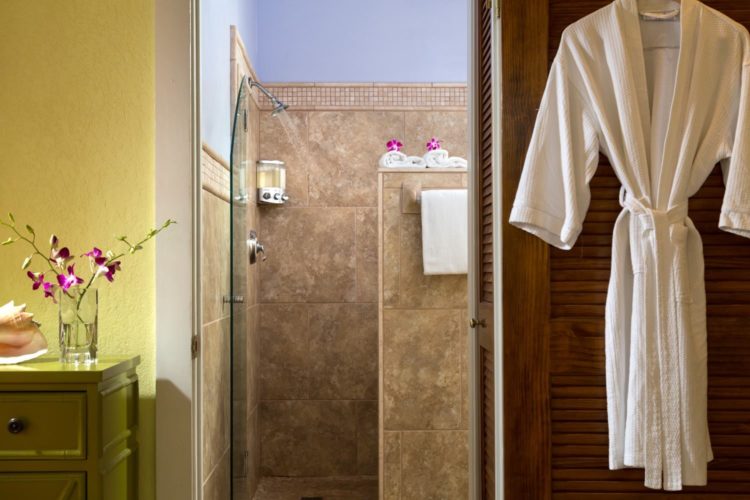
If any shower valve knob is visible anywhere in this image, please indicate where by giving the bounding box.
[248,230,267,265]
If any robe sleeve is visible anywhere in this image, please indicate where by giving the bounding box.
[509,42,599,250]
[720,56,750,238]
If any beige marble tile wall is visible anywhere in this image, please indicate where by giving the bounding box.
[200,146,232,500]
[379,170,470,500]
[257,106,468,483]
[200,93,262,500]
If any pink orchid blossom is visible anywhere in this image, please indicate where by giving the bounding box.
[43,282,57,302]
[96,260,121,282]
[84,247,107,266]
[27,271,45,291]
[28,271,57,301]
[426,137,442,151]
[50,246,72,268]
[57,265,84,291]
[386,139,403,152]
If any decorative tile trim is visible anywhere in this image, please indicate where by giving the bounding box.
[256,83,467,111]
[201,143,230,202]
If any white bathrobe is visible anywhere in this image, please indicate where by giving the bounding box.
[510,0,750,491]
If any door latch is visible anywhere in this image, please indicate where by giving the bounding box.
[470,318,487,328]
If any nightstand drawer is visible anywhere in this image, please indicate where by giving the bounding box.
[0,472,85,499]
[0,392,86,459]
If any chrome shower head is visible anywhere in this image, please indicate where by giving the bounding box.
[249,79,289,116]
[271,100,289,116]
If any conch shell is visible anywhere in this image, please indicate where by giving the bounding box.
[0,301,48,364]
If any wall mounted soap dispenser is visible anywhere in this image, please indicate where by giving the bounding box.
[257,160,288,204]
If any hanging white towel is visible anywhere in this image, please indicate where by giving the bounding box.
[421,189,468,275]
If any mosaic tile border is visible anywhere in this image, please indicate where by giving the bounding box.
[201,143,230,202]
[257,83,467,111]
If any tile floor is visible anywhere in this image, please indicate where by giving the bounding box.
[250,477,377,500]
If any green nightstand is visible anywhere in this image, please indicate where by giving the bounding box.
[0,356,140,500]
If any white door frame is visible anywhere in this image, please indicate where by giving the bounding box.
[491,1,504,497]
[154,0,201,498]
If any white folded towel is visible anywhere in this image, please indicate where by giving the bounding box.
[421,189,468,275]
[423,149,468,168]
[379,151,427,168]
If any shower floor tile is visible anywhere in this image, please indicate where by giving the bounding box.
[250,477,377,500]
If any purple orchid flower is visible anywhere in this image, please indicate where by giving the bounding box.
[387,139,403,152]
[426,137,442,152]
[43,282,57,302]
[57,265,84,291]
[27,271,45,290]
[84,247,108,266]
[28,271,57,301]
[101,261,121,282]
[50,246,72,268]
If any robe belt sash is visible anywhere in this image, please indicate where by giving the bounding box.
[619,186,689,489]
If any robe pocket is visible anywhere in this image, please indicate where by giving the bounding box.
[670,224,692,304]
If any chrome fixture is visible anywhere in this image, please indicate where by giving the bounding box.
[247,79,289,116]
[247,230,266,265]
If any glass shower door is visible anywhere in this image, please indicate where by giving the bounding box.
[230,77,249,498]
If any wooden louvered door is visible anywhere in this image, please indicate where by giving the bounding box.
[503,0,750,498]
[473,0,496,498]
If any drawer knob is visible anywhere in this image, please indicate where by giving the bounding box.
[7,418,24,434]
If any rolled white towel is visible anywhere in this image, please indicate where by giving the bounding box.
[379,151,427,168]
[423,149,468,168]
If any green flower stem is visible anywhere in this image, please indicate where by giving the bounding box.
[74,219,176,311]
[0,221,85,323]
[0,221,61,280]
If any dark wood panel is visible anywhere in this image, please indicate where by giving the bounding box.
[501,0,551,498]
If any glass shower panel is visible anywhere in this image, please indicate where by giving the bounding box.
[230,77,249,498]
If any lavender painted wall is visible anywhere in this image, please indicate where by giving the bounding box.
[201,0,258,159]
[256,0,468,83]
[201,0,469,157]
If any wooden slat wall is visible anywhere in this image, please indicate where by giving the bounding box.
[476,1,496,498]
[479,0,494,305]
[481,348,496,500]
[547,1,750,497]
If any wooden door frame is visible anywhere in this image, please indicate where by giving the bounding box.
[500,0,552,498]
[468,0,481,498]
[469,0,503,497]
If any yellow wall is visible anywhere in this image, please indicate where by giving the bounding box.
[0,2,156,498]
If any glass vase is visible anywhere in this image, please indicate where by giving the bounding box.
[59,288,98,364]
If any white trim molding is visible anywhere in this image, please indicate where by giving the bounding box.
[155,0,199,498]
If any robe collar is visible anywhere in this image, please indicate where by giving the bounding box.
[614,0,699,208]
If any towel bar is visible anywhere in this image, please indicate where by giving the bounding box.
[400,182,466,214]
[401,181,422,214]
